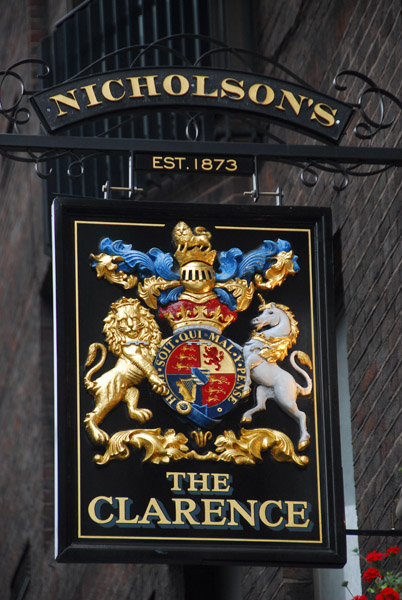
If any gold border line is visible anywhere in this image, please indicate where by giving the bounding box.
[215,226,307,233]
[307,229,322,544]
[74,220,166,227]
[80,534,323,543]
[74,220,322,545]
[74,221,82,538]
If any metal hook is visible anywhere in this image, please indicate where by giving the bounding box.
[101,154,143,199]
[243,156,283,204]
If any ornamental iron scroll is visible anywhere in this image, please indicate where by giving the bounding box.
[0,59,49,130]
[333,70,402,141]
[0,35,400,192]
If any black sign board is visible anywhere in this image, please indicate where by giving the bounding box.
[53,197,345,565]
[134,153,254,175]
[32,67,353,142]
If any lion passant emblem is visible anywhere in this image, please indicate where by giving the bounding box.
[85,221,312,467]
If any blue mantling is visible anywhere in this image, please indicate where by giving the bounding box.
[93,236,299,309]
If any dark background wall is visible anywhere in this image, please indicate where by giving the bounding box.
[0,1,400,599]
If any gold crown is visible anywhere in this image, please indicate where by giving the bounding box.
[159,300,237,333]
[173,221,216,267]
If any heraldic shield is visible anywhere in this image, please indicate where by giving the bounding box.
[155,327,245,427]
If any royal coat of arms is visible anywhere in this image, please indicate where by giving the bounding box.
[83,219,313,468]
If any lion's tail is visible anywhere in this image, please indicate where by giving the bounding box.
[84,343,107,391]
[290,350,313,397]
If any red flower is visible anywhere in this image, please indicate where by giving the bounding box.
[385,546,400,557]
[363,568,383,583]
[366,550,385,562]
[352,595,368,600]
[375,587,400,600]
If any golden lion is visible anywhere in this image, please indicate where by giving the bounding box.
[173,221,212,252]
[84,297,167,446]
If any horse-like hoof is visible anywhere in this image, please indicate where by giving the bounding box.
[241,389,251,399]
[240,415,252,423]
[298,439,310,452]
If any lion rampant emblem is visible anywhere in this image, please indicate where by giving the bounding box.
[84,297,167,446]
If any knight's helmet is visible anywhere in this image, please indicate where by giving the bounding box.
[173,222,217,294]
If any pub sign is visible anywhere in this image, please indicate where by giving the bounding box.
[53,198,345,565]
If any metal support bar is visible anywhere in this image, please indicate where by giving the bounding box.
[102,153,143,199]
[346,529,402,537]
[243,156,283,203]
[0,135,401,165]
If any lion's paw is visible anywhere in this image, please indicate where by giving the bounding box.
[128,408,153,423]
[85,419,110,446]
[152,383,168,396]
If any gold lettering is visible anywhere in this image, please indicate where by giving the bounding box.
[208,332,220,343]
[175,157,186,168]
[102,79,125,102]
[202,499,226,526]
[285,501,310,528]
[80,83,102,107]
[220,78,245,100]
[248,83,275,106]
[163,156,176,169]
[138,498,172,525]
[210,473,231,492]
[275,89,308,115]
[166,472,187,492]
[165,393,176,405]
[116,497,139,524]
[171,498,200,525]
[152,156,163,169]
[163,74,190,96]
[88,496,114,524]
[187,472,210,492]
[311,102,337,127]
[49,89,80,117]
[126,75,160,98]
[259,500,284,528]
[192,75,218,98]
[227,500,258,527]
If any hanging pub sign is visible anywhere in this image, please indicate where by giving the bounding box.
[32,67,353,142]
[53,197,345,565]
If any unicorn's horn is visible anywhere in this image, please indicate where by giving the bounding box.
[257,293,270,311]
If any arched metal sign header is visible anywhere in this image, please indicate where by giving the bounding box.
[31,67,353,143]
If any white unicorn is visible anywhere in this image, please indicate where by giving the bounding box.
[241,297,312,451]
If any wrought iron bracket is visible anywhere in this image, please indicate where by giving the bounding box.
[0,45,401,191]
[0,134,400,163]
